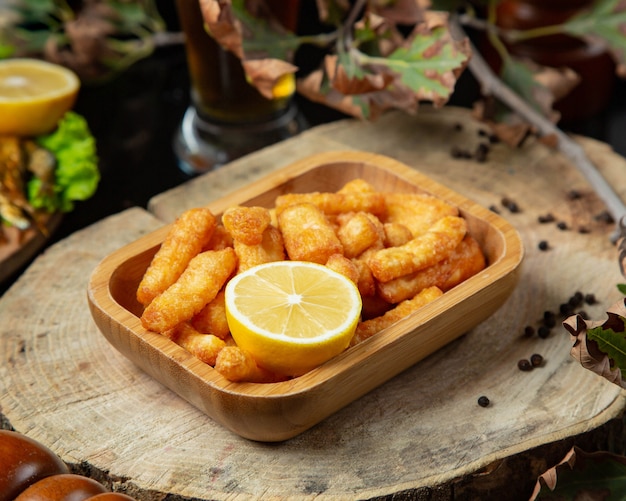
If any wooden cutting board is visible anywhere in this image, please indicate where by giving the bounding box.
[2,106,626,500]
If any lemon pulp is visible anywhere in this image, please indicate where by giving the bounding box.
[0,58,80,136]
[225,261,362,377]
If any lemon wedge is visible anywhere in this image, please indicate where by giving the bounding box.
[225,261,362,377]
[0,58,80,136]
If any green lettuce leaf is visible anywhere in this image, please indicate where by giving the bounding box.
[29,111,99,213]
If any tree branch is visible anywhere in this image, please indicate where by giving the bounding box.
[450,15,626,241]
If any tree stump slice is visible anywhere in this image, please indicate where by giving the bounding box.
[2,107,626,500]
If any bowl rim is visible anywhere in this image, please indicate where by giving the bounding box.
[88,150,524,400]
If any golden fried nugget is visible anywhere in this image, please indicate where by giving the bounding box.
[383,193,458,237]
[368,215,467,282]
[383,222,413,247]
[337,178,376,193]
[141,248,237,333]
[351,255,377,297]
[234,225,285,273]
[190,290,230,339]
[325,253,359,285]
[137,207,217,306]
[222,206,271,245]
[350,286,443,346]
[168,323,226,366]
[336,211,384,258]
[377,235,486,303]
[215,346,286,383]
[278,203,343,264]
[202,224,233,251]
[275,191,386,216]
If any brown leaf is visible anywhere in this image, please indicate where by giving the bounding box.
[325,54,394,95]
[563,298,626,389]
[242,58,298,99]
[529,446,626,500]
[199,0,244,58]
[529,60,581,122]
[370,0,431,25]
[297,69,366,119]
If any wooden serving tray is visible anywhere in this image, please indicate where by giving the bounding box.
[87,151,523,442]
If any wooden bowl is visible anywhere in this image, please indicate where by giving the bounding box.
[87,151,524,442]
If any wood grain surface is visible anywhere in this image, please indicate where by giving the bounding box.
[2,107,626,500]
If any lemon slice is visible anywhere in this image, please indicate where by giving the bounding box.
[225,261,362,377]
[0,58,80,136]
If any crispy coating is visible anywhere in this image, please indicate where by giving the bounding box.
[215,346,286,383]
[168,323,226,365]
[203,224,234,251]
[382,193,458,237]
[336,211,384,258]
[190,290,230,339]
[325,253,360,285]
[137,207,217,306]
[141,248,237,333]
[337,178,376,194]
[368,215,467,282]
[278,202,343,264]
[234,225,285,273]
[351,254,377,297]
[222,206,271,245]
[350,286,443,346]
[383,222,413,247]
[274,191,386,216]
[377,235,486,303]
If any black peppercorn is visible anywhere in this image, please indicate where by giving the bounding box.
[584,293,597,305]
[477,396,490,407]
[543,311,556,328]
[518,359,533,371]
[523,325,535,337]
[538,213,555,224]
[530,354,544,367]
[537,326,551,338]
[557,221,568,230]
[538,240,549,251]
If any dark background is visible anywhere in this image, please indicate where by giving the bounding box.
[3,2,626,290]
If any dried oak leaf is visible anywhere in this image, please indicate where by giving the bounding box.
[530,446,626,500]
[43,2,118,81]
[199,0,299,99]
[370,0,431,25]
[563,298,626,389]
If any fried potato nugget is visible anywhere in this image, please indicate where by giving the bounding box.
[203,224,233,251]
[278,202,343,264]
[368,215,467,282]
[215,346,286,383]
[141,248,237,333]
[190,290,230,339]
[168,323,226,366]
[325,253,360,285]
[377,235,486,303]
[336,211,384,258]
[222,206,272,245]
[338,178,376,194]
[234,225,285,273]
[383,222,413,247]
[137,207,217,306]
[383,193,458,237]
[274,190,386,216]
[350,286,443,346]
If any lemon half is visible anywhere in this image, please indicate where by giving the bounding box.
[225,261,362,377]
[0,58,80,136]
